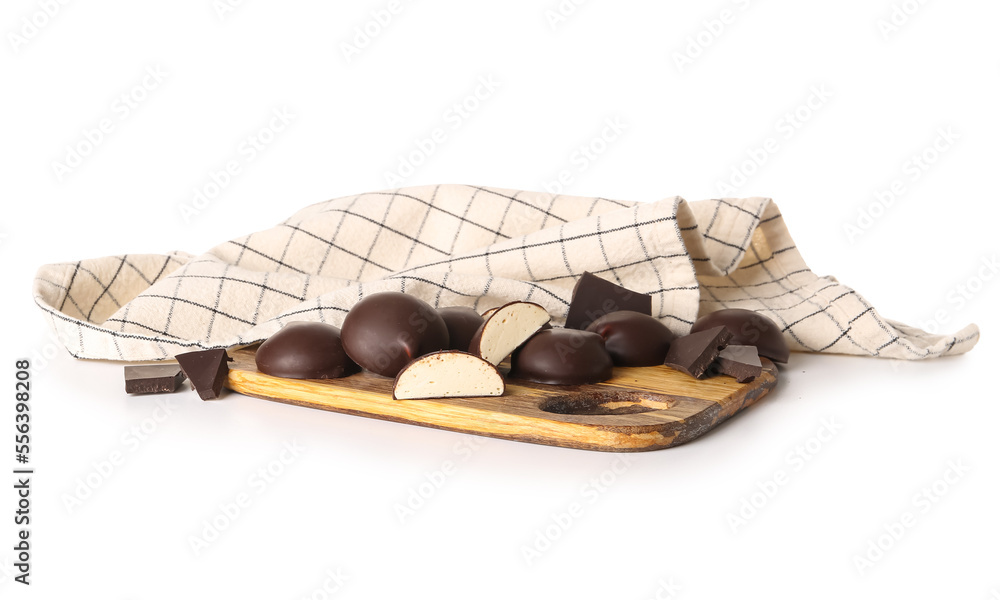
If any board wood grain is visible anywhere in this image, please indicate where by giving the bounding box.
[225,346,778,452]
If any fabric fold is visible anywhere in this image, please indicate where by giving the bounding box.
[32,184,978,361]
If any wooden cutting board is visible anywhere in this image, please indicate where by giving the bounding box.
[225,346,778,452]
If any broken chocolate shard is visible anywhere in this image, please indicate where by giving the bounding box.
[663,326,732,379]
[564,272,652,331]
[175,348,231,400]
[124,364,186,395]
[691,308,789,363]
[713,344,762,383]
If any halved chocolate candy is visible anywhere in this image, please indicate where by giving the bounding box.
[175,348,232,400]
[691,308,789,363]
[585,310,675,366]
[392,351,505,400]
[255,322,359,379]
[565,272,652,330]
[662,326,732,379]
[469,301,551,365]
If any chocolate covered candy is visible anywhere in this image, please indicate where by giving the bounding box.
[662,326,732,379]
[565,272,652,330]
[585,310,676,366]
[341,292,450,377]
[438,307,486,352]
[509,328,614,385]
[392,351,505,400]
[691,308,789,363]
[256,322,359,379]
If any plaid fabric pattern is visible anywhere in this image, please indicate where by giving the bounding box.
[32,184,979,361]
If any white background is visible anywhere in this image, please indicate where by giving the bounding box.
[2,0,998,598]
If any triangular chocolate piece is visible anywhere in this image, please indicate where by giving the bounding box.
[175,348,231,400]
[565,272,652,330]
[663,326,732,379]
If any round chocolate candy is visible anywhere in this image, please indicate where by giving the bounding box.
[255,322,360,379]
[585,310,676,366]
[690,308,789,363]
[341,292,450,377]
[509,328,614,385]
[437,307,485,352]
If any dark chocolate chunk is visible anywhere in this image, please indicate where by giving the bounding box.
[585,310,676,366]
[124,364,186,395]
[564,272,652,330]
[175,348,231,400]
[691,308,789,363]
[663,326,732,379]
[509,328,614,385]
[713,344,762,383]
[255,322,359,379]
[341,292,450,378]
[437,307,486,352]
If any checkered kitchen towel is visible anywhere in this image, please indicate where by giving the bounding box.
[32,184,979,361]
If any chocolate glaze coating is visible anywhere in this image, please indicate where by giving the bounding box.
[256,322,360,379]
[341,292,450,377]
[690,308,789,363]
[438,307,485,352]
[509,328,614,385]
[585,310,676,366]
